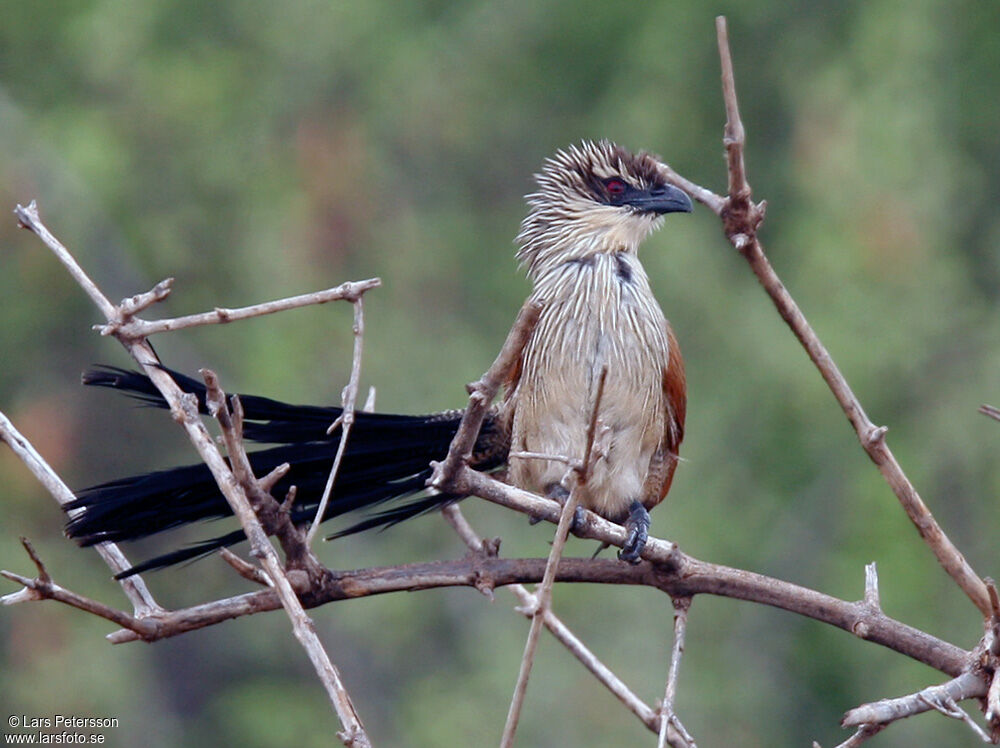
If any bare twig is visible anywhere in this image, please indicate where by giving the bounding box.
[219,549,273,587]
[978,404,1000,423]
[863,563,881,611]
[507,450,576,466]
[15,201,118,319]
[115,278,175,319]
[2,538,159,638]
[203,371,319,574]
[441,505,663,731]
[500,369,607,747]
[362,386,377,413]
[658,597,695,748]
[97,279,381,338]
[0,410,161,616]
[430,299,543,492]
[842,670,987,728]
[716,17,750,206]
[201,372,369,745]
[308,295,367,546]
[15,201,371,748]
[658,18,994,618]
[923,695,993,742]
[825,724,886,748]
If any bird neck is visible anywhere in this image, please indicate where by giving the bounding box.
[526,248,661,324]
[515,209,663,281]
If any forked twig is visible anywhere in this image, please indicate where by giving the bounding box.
[308,295,367,546]
[2,538,159,638]
[200,372,369,746]
[658,597,695,748]
[97,279,380,338]
[441,505,662,731]
[842,670,987,729]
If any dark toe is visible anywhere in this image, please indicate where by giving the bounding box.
[618,500,649,564]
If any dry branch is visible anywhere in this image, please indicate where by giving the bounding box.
[97,278,380,338]
[441,505,666,734]
[658,597,695,748]
[5,16,998,746]
[308,294,367,546]
[429,298,543,492]
[13,200,372,748]
[69,527,965,679]
[0,410,161,616]
[1,538,159,637]
[657,19,992,619]
[842,671,989,729]
[201,372,370,747]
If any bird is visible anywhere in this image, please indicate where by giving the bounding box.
[65,140,692,577]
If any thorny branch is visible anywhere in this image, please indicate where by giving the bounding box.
[12,200,372,748]
[200,372,370,747]
[661,17,993,620]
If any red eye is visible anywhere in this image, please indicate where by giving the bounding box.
[606,179,626,196]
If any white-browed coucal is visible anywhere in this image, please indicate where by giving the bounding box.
[67,140,692,576]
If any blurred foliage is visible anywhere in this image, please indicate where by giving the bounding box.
[2,1,999,746]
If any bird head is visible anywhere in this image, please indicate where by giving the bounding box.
[516,140,692,278]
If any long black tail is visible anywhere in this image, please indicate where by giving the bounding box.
[67,367,505,576]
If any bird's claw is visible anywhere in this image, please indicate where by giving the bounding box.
[618,500,649,564]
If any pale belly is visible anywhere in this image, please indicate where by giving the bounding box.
[507,281,669,521]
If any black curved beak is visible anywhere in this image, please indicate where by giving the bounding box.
[626,183,693,215]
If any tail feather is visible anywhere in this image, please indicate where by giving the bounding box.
[72,368,506,574]
[112,488,463,579]
[83,366,442,443]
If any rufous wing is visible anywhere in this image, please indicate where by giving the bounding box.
[643,321,686,510]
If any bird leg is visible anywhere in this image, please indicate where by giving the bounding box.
[618,500,649,564]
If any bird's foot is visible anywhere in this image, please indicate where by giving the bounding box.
[618,500,649,564]
[533,483,586,534]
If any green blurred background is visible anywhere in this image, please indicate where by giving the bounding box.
[2,1,999,746]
